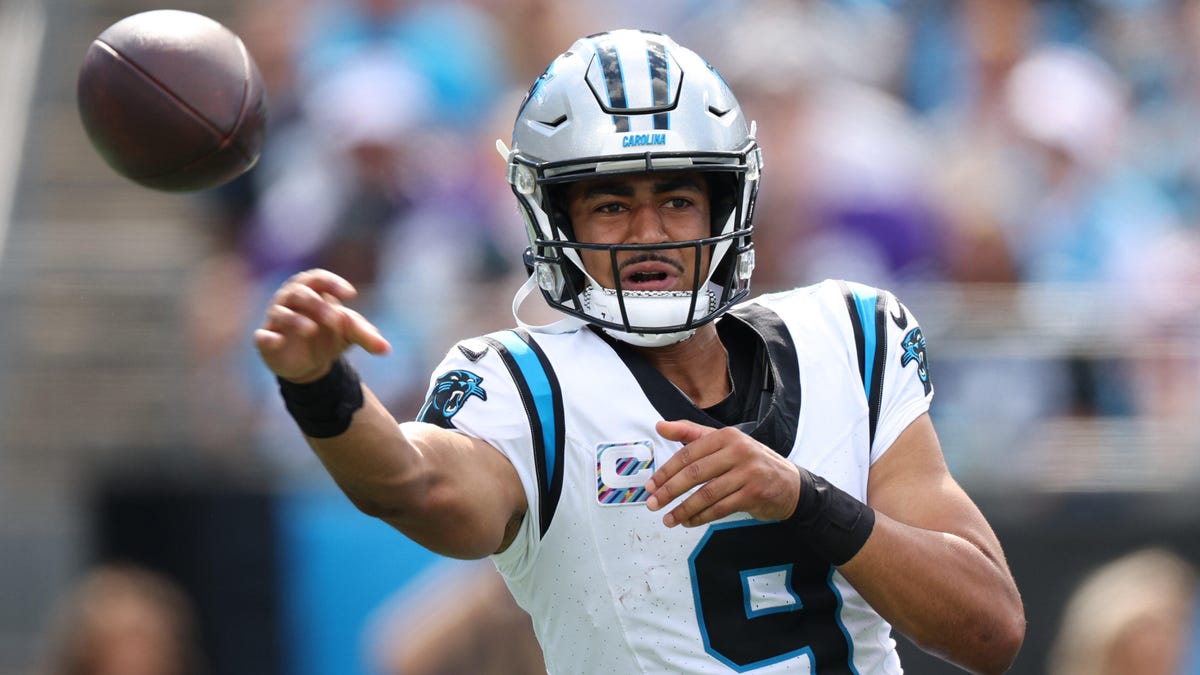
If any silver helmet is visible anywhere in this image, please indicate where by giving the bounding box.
[501,29,762,347]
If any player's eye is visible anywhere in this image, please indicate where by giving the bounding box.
[595,201,627,214]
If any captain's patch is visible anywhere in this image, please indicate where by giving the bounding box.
[417,369,487,429]
[596,440,655,505]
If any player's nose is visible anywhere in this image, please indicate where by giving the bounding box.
[626,203,670,244]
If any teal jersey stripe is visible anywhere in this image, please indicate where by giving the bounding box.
[492,330,558,487]
[846,285,879,402]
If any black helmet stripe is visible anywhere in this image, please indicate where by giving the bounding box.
[647,39,670,130]
[593,39,631,132]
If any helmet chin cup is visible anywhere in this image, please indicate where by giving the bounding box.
[601,326,697,348]
[583,284,714,347]
[582,284,715,328]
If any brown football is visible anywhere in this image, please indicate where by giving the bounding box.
[76,9,267,192]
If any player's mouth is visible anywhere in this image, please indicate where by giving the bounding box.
[618,256,685,292]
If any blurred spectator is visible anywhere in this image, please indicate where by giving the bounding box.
[364,561,544,675]
[1047,547,1199,675]
[245,50,432,287]
[705,0,924,291]
[477,0,600,84]
[904,0,1037,115]
[296,0,510,130]
[922,0,1035,285]
[1102,0,1200,227]
[1124,227,1200,422]
[1003,44,1182,417]
[1003,44,1179,287]
[784,79,947,288]
[37,564,206,675]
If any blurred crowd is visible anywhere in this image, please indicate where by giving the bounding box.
[175,0,1200,481]
[54,1,1200,674]
[36,565,206,675]
[1048,547,1200,675]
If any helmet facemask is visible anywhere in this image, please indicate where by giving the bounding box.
[503,30,762,346]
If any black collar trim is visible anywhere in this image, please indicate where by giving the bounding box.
[596,304,801,455]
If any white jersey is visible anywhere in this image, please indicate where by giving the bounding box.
[417,280,934,674]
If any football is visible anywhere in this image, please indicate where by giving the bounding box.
[76,9,268,192]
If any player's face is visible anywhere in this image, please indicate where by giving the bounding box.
[564,173,712,292]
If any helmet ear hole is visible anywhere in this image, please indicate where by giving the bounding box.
[543,186,587,302]
[545,184,576,242]
[705,173,738,237]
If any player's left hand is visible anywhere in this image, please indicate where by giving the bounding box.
[644,419,801,528]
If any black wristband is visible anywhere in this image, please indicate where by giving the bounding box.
[784,468,876,566]
[277,357,364,438]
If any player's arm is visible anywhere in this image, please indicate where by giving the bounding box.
[254,269,527,559]
[838,413,1025,674]
[304,395,527,559]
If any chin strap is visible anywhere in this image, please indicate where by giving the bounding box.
[512,275,589,335]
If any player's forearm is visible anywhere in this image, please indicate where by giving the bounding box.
[301,384,427,518]
[303,394,521,559]
[838,515,1025,674]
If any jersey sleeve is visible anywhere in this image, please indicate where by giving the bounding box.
[415,335,542,574]
[871,291,934,463]
[829,281,934,465]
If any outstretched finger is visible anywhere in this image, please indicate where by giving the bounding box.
[339,305,391,355]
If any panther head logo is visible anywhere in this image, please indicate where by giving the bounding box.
[418,369,487,429]
[900,327,932,395]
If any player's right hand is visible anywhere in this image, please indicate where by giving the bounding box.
[254,269,391,383]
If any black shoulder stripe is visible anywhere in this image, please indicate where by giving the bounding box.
[837,280,867,387]
[837,281,887,448]
[483,329,564,538]
[869,293,889,447]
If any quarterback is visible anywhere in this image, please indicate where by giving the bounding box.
[256,30,1025,674]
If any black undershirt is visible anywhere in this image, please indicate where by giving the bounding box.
[591,305,799,455]
[703,316,770,426]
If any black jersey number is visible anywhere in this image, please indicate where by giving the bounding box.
[689,519,855,673]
